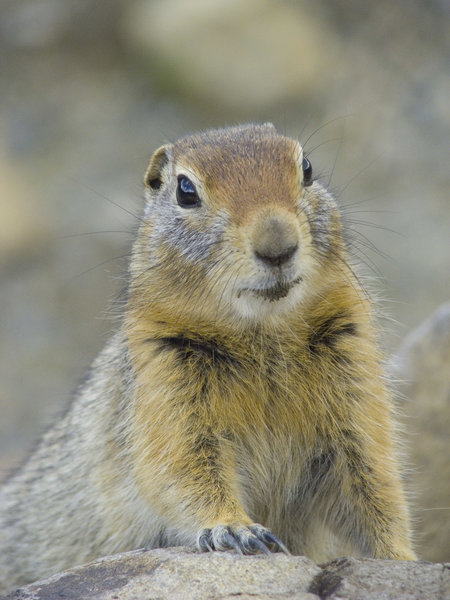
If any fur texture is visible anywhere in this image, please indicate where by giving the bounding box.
[0,124,415,592]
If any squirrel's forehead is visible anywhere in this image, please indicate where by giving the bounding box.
[172,133,302,170]
[172,135,303,208]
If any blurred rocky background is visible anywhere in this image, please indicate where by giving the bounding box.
[0,0,448,561]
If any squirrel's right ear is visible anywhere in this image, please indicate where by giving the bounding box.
[144,144,173,191]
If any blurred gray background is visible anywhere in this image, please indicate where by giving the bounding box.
[0,0,449,558]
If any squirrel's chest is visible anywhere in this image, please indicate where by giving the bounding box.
[138,330,347,447]
[231,419,319,523]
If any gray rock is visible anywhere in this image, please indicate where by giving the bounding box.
[4,548,448,600]
[309,556,448,600]
[4,547,321,600]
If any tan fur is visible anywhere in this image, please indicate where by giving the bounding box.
[0,124,415,593]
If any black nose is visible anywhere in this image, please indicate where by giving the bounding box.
[252,215,299,267]
[254,243,298,266]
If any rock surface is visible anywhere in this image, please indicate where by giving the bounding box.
[3,547,448,600]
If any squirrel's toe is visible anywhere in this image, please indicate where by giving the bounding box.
[197,523,290,556]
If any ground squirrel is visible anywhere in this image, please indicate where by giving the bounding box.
[0,124,416,592]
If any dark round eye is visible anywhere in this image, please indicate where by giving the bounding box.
[302,156,313,187]
[176,175,200,208]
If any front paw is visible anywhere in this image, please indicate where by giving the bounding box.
[197,523,290,555]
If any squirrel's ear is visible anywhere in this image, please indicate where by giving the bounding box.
[144,144,173,191]
[261,122,277,132]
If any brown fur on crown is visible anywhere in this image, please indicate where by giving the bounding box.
[0,124,415,594]
[171,124,301,219]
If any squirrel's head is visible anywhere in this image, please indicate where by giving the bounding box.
[129,124,344,329]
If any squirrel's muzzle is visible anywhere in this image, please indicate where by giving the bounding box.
[252,214,299,268]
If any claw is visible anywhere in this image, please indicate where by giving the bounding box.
[198,528,214,552]
[261,531,291,555]
[223,530,243,554]
[248,536,272,556]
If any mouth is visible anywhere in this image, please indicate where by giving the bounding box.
[238,276,302,302]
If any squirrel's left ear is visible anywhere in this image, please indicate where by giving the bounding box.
[144,144,173,191]
[261,122,277,133]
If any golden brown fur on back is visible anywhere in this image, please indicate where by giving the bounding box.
[0,124,415,593]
